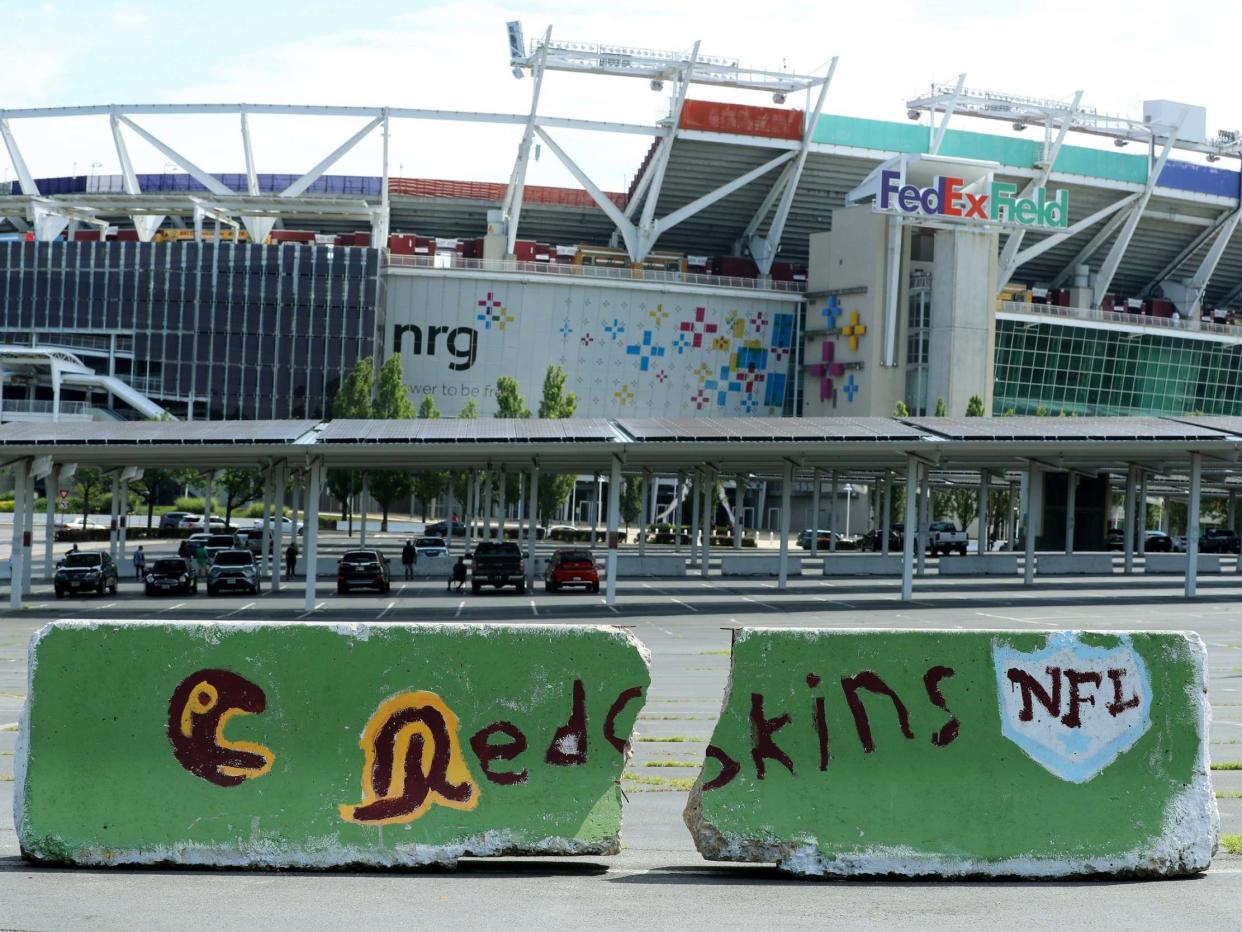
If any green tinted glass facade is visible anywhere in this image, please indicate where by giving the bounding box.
[993,319,1242,416]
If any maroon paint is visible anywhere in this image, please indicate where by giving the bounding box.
[545,678,588,766]
[1106,668,1141,717]
[1061,669,1103,728]
[351,704,474,822]
[702,743,741,791]
[748,692,793,779]
[807,673,829,771]
[603,685,644,754]
[1006,666,1062,721]
[922,665,960,747]
[840,671,914,754]
[469,721,529,785]
[167,668,269,788]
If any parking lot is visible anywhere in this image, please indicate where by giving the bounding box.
[2,546,1242,928]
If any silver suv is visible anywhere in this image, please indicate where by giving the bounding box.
[206,549,260,596]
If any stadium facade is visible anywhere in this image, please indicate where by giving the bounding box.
[1,35,1241,425]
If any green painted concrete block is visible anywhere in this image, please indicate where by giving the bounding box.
[17,621,650,867]
[684,629,1217,877]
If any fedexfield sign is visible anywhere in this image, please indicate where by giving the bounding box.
[878,169,1069,229]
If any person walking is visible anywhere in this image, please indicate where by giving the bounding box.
[449,555,467,592]
[285,542,298,578]
[401,539,417,581]
[133,545,146,580]
[194,542,209,580]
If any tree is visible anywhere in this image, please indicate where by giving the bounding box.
[495,376,531,419]
[411,394,448,523]
[934,397,947,416]
[129,468,193,530]
[947,487,978,535]
[965,394,986,417]
[620,475,643,531]
[367,355,416,531]
[220,469,264,527]
[327,358,373,522]
[893,400,910,417]
[460,399,479,418]
[447,398,479,511]
[73,467,105,523]
[536,366,578,522]
[418,395,441,419]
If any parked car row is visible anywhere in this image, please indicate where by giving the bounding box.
[1107,527,1239,553]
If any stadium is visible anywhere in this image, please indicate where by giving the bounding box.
[1,26,1241,427]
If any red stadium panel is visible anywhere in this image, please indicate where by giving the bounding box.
[678,100,804,141]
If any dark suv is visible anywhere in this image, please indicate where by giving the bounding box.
[337,550,391,594]
[1200,528,1241,554]
[145,557,198,596]
[54,551,119,598]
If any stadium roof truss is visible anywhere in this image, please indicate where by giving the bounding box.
[2,47,1242,307]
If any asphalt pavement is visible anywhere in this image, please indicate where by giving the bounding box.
[2,553,1241,929]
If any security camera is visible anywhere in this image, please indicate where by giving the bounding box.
[650,79,664,91]
[1113,137,1129,147]
[907,109,920,121]
[1012,122,1027,131]
[773,92,786,105]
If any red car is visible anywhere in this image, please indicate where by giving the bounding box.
[544,548,599,593]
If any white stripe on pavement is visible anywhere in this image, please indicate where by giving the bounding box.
[220,602,255,619]
[378,601,396,619]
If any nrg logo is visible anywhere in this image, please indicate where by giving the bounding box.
[392,323,478,371]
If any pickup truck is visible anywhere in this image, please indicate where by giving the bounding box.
[927,521,969,556]
[470,541,527,594]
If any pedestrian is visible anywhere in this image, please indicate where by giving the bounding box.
[449,555,467,592]
[285,542,298,578]
[69,543,79,555]
[133,545,146,580]
[401,539,417,581]
[195,542,209,580]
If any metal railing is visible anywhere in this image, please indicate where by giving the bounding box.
[1,399,93,416]
[383,253,805,293]
[997,301,1242,339]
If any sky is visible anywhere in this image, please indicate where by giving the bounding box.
[1,0,1238,193]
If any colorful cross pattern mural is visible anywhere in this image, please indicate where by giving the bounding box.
[476,292,514,331]
[626,330,666,371]
[821,295,844,331]
[842,310,867,351]
[678,307,718,348]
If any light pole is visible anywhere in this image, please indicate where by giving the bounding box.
[844,484,853,538]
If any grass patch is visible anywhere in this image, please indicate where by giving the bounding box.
[0,774,12,782]
[700,649,731,656]
[638,714,715,721]
[1217,791,1242,799]
[637,736,705,743]
[1211,761,1242,770]
[1223,834,1242,856]
[623,773,695,791]
[644,760,699,768]
[1213,738,1242,745]
[0,691,24,699]
[0,723,17,733]
[0,750,11,756]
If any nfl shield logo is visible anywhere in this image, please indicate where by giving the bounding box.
[993,632,1152,783]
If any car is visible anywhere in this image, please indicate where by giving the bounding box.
[927,521,969,556]
[470,541,526,593]
[179,532,213,560]
[543,524,580,541]
[337,550,391,593]
[251,515,303,535]
[860,527,901,552]
[54,551,119,597]
[56,516,105,531]
[414,536,449,559]
[797,529,835,550]
[179,514,226,531]
[206,549,260,596]
[1144,530,1173,552]
[1200,528,1241,554]
[1171,534,1189,553]
[239,528,269,555]
[204,533,244,563]
[144,557,198,595]
[159,511,194,530]
[425,520,467,538]
[544,548,599,593]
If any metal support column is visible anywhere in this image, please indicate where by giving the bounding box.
[901,457,917,601]
[733,476,743,550]
[829,471,838,553]
[917,465,929,576]
[203,470,215,533]
[118,478,129,564]
[690,472,700,564]
[881,474,892,556]
[109,473,121,561]
[303,460,322,614]
[1065,474,1077,555]
[498,470,508,541]
[700,472,712,578]
[605,457,621,606]
[810,469,821,558]
[43,463,59,580]
[526,465,539,587]
[359,477,368,547]
[445,476,456,556]
[9,459,28,609]
[1137,471,1148,556]
[1123,465,1137,574]
[1186,453,1201,598]
[273,463,286,591]
[977,470,989,555]
[778,461,792,590]
[1024,466,1037,586]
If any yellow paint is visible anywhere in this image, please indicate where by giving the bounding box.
[842,310,867,352]
[180,680,218,738]
[214,707,275,780]
[339,690,480,826]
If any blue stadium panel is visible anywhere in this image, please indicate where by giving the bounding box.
[1157,160,1241,199]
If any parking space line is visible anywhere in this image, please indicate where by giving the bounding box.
[742,596,778,611]
[640,582,666,594]
[296,602,326,619]
[529,600,538,616]
[155,602,187,614]
[220,602,255,619]
[455,601,465,617]
[378,601,396,619]
[599,598,619,614]
[670,597,699,613]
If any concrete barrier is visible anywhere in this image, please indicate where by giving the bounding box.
[936,554,1020,576]
[615,554,687,577]
[684,628,1216,877]
[1037,554,1115,575]
[720,555,801,577]
[1144,553,1222,575]
[17,620,650,868]
[821,554,904,576]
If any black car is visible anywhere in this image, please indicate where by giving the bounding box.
[860,527,901,552]
[1200,528,1241,554]
[54,551,119,598]
[1107,528,1174,552]
[159,511,193,530]
[337,550,391,594]
[426,520,467,538]
[144,557,198,595]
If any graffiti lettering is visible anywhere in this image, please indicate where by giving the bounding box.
[923,665,960,747]
[546,679,588,766]
[339,691,479,825]
[840,671,914,754]
[167,669,274,787]
[1107,668,1141,717]
[604,686,644,754]
[470,721,529,785]
[1061,669,1103,729]
[749,692,793,779]
[702,744,741,791]
[807,673,830,772]
[1007,666,1062,722]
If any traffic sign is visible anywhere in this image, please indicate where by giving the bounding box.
[58,488,69,504]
